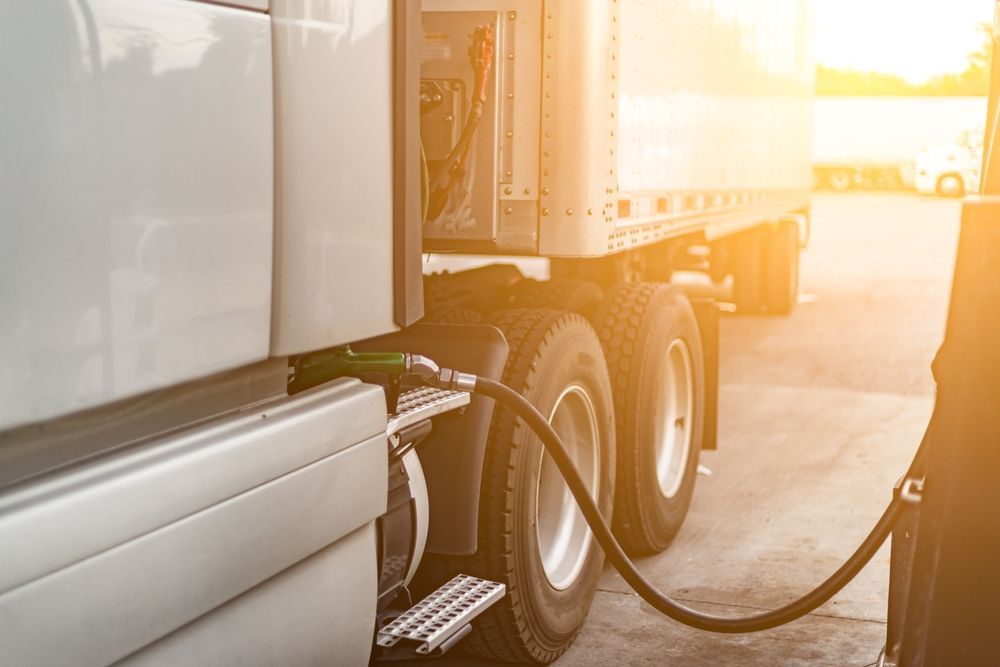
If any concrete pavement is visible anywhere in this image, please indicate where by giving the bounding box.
[423,193,961,666]
[559,193,960,666]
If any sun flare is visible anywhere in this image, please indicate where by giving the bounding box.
[816,0,993,83]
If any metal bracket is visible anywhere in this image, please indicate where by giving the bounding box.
[899,477,925,505]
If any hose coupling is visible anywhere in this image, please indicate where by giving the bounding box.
[437,367,479,392]
[406,354,477,392]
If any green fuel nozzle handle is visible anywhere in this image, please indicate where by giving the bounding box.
[291,346,408,391]
[290,346,474,398]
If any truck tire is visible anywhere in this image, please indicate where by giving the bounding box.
[467,309,616,664]
[936,173,965,198]
[424,306,484,324]
[762,220,800,315]
[509,278,605,319]
[731,226,765,313]
[593,284,705,555]
[828,169,851,192]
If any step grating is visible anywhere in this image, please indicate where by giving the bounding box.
[376,574,505,655]
[386,386,470,436]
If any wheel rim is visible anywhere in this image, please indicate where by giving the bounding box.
[655,339,695,499]
[830,171,851,191]
[535,385,600,591]
[940,176,962,196]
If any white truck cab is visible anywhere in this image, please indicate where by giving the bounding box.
[915,129,984,197]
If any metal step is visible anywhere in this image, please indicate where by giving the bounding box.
[386,386,470,436]
[376,575,505,656]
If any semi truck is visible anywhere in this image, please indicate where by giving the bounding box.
[913,127,984,197]
[0,1,812,664]
[813,96,988,191]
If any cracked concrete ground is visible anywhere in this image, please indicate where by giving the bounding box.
[431,193,961,666]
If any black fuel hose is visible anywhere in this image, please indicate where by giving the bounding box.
[472,375,923,633]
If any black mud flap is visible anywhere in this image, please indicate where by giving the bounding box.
[691,299,720,451]
[356,323,509,556]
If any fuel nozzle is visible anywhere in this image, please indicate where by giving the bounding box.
[289,346,405,408]
[292,346,408,388]
[290,347,477,411]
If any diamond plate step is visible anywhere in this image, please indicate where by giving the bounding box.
[376,575,506,655]
[386,386,470,436]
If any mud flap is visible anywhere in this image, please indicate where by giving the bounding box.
[691,299,720,451]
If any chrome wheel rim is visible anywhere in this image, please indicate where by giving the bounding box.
[535,385,600,590]
[940,175,962,196]
[655,338,694,499]
[830,171,851,191]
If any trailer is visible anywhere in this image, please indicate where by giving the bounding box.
[421,0,812,315]
[0,1,811,665]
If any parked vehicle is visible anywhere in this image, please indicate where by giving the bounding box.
[914,128,984,197]
[0,1,812,664]
[813,96,987,191]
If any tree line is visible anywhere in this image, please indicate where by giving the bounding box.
[817,23,991,97]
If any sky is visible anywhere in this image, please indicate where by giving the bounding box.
[816,0,995,82]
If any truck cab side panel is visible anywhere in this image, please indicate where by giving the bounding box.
[0,0,274,433]
[0,379,387,666]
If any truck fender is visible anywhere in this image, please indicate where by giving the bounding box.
[356,323,509,556]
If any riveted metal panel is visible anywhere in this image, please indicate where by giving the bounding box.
[538,0,813,256]
[536,0,618,256]
[421,0,542,252]
[421,0,812,258]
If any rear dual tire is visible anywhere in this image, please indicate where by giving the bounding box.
[731,221,800,315]
[429,282,710,659]
[498,281,708,559]
[936,174,965,198]
[827,169,852,191]
[508,278,605,319]
[763,220,800,315]
[464,309,616,664]
[594,283,705,554]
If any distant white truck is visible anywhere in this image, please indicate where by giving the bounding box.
[914,128,984,197]
[813,96,987,192]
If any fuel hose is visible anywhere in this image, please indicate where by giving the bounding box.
[457,371,922,633]
[300,350,924,634]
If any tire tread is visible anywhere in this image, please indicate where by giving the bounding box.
[465,308,591,664]
[593,283,703,555]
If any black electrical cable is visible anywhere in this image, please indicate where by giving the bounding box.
[473,375,925,633]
